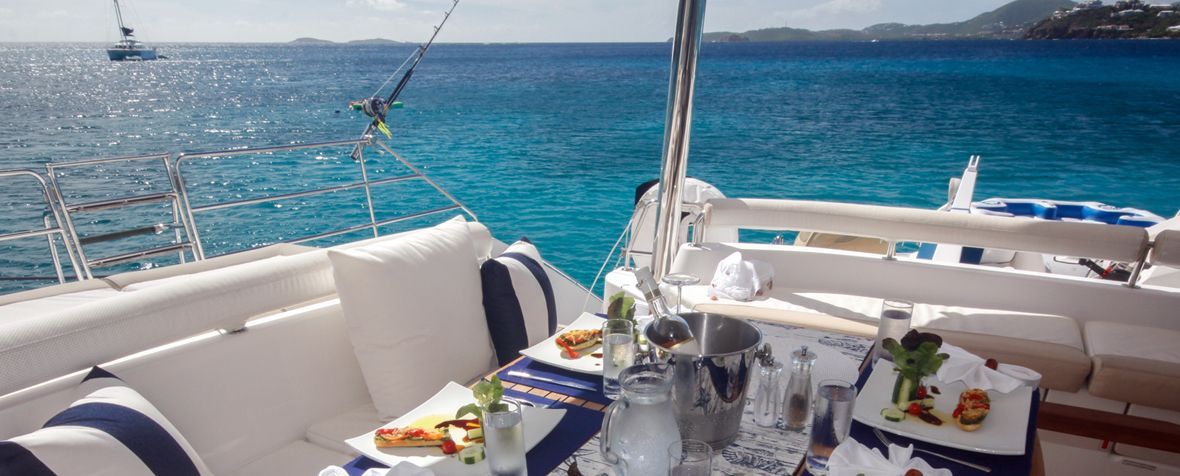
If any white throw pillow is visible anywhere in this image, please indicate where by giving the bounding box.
[328,216,497,419]
[0,367,212,476]
[480,238,557,366]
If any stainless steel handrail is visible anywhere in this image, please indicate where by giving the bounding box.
[172,136,477,255]
[46,153,193,278]
[0,169,82,283]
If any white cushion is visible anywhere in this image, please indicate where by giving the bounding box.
[0,250,336,396]
[306,403,382,456]
[231,440,350,476]
[480,239,557,365]
[329,216,496,420]
[0,367,212,476]
[0,288,121,324]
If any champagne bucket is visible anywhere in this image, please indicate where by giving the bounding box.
[646,312,769,449]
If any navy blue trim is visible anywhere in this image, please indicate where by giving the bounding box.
[83,366,120,382]
[501,252,557,336]
[44,402,200,476]
[481,258,531,366]
[0,441,55,476]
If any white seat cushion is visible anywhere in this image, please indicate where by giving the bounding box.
[305,403,382,456]
[231,440,350,476]
[0,288,121,324]
[328,216,497,420]
[1084,321,1180,410]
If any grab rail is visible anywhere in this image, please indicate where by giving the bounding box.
[0,170,82,284]
[173,136,475,257]
[2,137,478,293]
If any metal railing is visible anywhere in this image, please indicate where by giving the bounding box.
[0,170,82,284]
[1,137,476,287]
[45,153,195,279]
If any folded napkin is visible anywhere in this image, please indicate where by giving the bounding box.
[936,343,1041,393]
[319,462,435,476]
[828,437,952,476]
[707,251,774,301]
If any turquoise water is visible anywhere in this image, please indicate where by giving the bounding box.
[1,41,1179,292]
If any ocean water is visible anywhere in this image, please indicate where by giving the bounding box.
[1,41,1179,293]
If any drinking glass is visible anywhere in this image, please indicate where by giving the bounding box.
[661,273,700,312]
[874,299,913,361]
[602,319,637,400]
[484,400,526,476]
[805,379,856,476]
[667,439,712,476]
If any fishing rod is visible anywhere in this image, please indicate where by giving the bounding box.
[350,0,460,161]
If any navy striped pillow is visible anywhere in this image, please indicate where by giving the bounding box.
[0,367,211,476]
[480,238,558,366]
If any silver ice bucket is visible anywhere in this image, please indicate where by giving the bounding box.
[646,312,767,449]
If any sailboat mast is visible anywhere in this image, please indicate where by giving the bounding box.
[113,0,129,41]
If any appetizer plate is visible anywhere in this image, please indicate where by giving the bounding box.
[519,312,608,375]
[346,382,566,475]
[851,360,1033,455]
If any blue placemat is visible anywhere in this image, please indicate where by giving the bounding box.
[804,362,1039,475]
[497,357,612,406]
[340,387,603,476]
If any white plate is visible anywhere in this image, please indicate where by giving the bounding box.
[519,312,608,375]
[851,360,1032,455]
[345,382,566,475]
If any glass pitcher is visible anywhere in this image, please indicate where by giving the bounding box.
[600,363,679,476]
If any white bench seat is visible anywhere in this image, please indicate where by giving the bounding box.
[232,440,352,476]
[306,403,383,456]
[1084,321,1180,412]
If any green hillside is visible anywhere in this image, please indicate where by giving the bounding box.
[701,0,1079,42]
[1026,1,1180,39]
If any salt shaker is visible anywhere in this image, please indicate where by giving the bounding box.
[781,345,817,431]
[752,351,783,428]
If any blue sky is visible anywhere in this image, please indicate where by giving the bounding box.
[1,0,1023,43]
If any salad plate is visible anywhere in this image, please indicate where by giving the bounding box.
[852,361,1032,455]
[345,382,566,475]
[519,312,609,375]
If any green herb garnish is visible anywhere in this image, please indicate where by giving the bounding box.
[456,375,504,419]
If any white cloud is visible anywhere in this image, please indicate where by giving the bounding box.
[776,0,884,27]
[346,0,406,11]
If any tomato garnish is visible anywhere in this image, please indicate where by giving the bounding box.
[558,339,580,358]
[441,439,457,454]
[907,402,922,416]
[953,404,964,418]
[916,386,928,399]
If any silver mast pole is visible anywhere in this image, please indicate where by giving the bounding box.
[651,0,707,279]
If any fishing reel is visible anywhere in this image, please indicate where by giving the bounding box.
[348,97,403,138]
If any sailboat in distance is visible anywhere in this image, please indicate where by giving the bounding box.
[106,0,159,61]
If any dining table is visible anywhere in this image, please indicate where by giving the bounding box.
[338,317,1045,476]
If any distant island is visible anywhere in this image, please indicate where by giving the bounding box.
[698,0,1179,41]
[289,37,411,45]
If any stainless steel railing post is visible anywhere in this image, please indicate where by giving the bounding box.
[651,0,707,279]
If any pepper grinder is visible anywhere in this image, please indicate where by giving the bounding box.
[781,345,817,431]
[752,349,783,428]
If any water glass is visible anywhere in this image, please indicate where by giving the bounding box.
[874,299,913,361]
[484,400,526,476]
[805,379,856,476]
[667,439,712,476]
[602,319,637,400]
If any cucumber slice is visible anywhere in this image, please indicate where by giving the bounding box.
[920,397,936,409]
[881,407,906,422]
[466,428,483,440]
[459,445,484,464]
[893,374,915,409]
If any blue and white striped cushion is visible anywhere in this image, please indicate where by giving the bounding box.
[480,238,557,365]
[0,367,211,476]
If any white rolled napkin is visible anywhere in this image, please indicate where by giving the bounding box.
[936,343,1041,393]
[828,437,952,476]
[318,462,435,476]
[707,251,774,301]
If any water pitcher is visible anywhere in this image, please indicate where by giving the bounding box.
[600,363,680,475]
